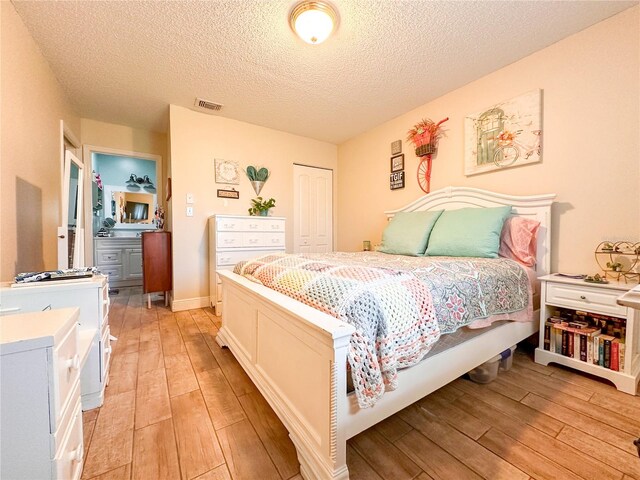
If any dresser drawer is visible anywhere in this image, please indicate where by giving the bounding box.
[53,399,83,480]
[100,326,112,383]
[52,381,80,446]
[99,265,122,282]
[52,324,80,428]
[217,218,244,231]
[546,282,626,317]
[95,250,122,265]
[242,232,285,248]
[216,250,276,267]
[243,218,285,232]
[217,232,243,248]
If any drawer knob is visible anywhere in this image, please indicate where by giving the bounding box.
[580,295,587,300]
[66,354,80,371]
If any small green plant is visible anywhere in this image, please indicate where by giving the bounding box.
[248,197,276,216]
[606,261,623,272]
[245,166,270,182]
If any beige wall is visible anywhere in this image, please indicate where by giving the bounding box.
[169,105,338,309]
[1,2,80,281]
[81,118,167,158]
[337,7,639,274]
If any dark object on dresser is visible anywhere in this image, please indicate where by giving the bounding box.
[142,231,172,309]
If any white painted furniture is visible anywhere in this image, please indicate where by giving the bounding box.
[535,274,640,394]
[216,186,555,480]
[0,275,112,410]
[1,308,84,480]
[94,237,143,287]
[208,214,286,314]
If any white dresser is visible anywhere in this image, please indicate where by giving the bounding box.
[0,275,112,410]
[1,308,84,480]
[209,214,286,314]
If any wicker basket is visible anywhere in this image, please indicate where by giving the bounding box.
[415,143,436,157]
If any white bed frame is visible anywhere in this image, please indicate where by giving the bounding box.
[216,186,556,480]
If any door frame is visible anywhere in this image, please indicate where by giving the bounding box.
[82,145,163,266]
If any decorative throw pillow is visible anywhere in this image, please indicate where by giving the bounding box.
[498,216,541,266]
[378,210,444,256]
[425,206,512,258]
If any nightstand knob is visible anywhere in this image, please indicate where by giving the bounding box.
[580,295,587,300]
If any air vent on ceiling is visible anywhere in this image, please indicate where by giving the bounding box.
[194,97,223,112]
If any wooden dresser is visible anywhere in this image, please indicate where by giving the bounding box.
[1,308,84,480]
[209,215,285,314]
[142,231,172,308]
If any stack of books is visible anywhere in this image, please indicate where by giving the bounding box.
[543,308,626,371]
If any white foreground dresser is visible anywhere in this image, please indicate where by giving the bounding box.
[209,214,286,314]
[0,275,112,409]
[1,308,84,480]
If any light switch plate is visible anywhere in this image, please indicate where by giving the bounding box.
[186,193,194,204]
[186,206,194,217]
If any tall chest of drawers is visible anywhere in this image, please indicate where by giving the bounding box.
[209,214,286,314]
[1,308,85,480]
[0,276,112,410]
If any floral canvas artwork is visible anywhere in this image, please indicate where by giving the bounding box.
[464,89,542,176]
[215,158,240,185]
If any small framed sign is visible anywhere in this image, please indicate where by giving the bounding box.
[390,154,404,173]
[390,171,405,190]
[217,188,239,199]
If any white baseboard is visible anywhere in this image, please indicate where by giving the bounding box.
[171,296,209,312]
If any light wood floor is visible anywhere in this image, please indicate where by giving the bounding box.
[82,287,640,480]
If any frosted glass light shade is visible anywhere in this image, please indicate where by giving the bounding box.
[290,1,336,45]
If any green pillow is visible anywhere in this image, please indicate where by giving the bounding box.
[378,210,444,256]
[425,206,512,258]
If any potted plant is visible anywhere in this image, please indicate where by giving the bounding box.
[606,261,623,272]
[407,117,449,156]
[601,242,614,251]
[248,197,276,216]
[245,166,270,196]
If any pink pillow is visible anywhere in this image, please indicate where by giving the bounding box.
[499,216,540,266]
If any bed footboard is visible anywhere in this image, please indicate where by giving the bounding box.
[217,271,355,480]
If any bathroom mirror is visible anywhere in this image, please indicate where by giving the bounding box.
[103,185,156,224]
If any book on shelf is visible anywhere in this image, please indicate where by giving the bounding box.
[543,307,626,372]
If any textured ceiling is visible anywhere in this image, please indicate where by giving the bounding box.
[12,0,636,144]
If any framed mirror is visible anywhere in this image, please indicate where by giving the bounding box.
[58,151,84,269]
[103,185,157,226]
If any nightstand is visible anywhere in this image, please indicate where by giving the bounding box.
[535,274,640,395]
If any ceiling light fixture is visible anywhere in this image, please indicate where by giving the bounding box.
[289,1,337,45]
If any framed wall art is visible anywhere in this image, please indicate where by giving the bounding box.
[214,158,240,185]
[464,89,542,176]
[390,154,404,173]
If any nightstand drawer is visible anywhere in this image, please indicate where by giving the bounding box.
[546,282,626,317]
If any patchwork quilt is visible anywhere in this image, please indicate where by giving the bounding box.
[234,252,530,407]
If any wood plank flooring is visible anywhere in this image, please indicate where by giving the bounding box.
[82,287,640,480]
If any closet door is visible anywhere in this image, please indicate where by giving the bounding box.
[293,164,333,253]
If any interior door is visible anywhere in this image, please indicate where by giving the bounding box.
[293,164,333,253]
[58,151,85,269]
